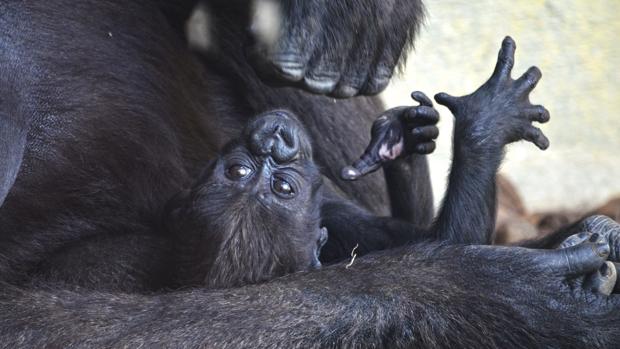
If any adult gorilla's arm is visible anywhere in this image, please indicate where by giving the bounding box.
[1,242,617,348]
[245,0,425,97]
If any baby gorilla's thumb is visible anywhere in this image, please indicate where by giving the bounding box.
[434,93,460,113]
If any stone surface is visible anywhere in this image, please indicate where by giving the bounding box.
[382,0,620,212]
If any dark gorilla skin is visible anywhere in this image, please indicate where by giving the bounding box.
[1,0,620,348]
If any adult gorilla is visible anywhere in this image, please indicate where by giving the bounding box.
[1,0,620,348]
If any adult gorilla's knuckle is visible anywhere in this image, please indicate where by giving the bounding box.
[303,73,339,94]
[271,52,307,81]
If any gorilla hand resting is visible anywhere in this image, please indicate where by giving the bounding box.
[247,0,425,97]
[166,111,327,287]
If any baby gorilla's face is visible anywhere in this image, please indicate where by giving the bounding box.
[182,111,326,288]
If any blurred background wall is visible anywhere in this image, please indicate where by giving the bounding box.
[382,0,620,212]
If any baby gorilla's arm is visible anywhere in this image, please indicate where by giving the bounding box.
[431,36,549,244]
[326,37,550,257]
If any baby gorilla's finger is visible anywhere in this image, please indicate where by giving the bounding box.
[404,106,439,125]
[534,242,609,277]
[411,91,433,107]
[340,156,382,181]
[340,132,394,181]
[515,66,542,96]
[523,105,550,123]
[412,126,439,140]
[523,126,549,150]
[583,261,617,296]
[491,36,516,82]
[415,141,436,154]
[434,93,461,113]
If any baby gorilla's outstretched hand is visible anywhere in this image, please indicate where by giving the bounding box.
[341,91,439,181]
[435,36,551,151]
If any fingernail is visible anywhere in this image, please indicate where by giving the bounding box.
[600,262,610,276]
[340,166,361,181]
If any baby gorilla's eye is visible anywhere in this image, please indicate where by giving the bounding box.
[271,176,295,198]
[226,165,252,180]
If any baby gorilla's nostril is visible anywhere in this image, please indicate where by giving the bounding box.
[246,111,308,164]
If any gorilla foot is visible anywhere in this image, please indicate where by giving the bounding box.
[562,215,620,262]
[559,216,620,294]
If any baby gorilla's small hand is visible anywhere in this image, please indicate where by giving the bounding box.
[341,91,439,180]
[435,36,551,151]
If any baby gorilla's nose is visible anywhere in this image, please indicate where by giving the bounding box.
[245,110,312,163]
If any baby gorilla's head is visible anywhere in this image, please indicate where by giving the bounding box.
[168,111,326,288]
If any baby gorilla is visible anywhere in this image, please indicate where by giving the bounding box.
[165,111,327,288]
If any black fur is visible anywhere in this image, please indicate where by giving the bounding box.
[1,0,620,348]
[2,241,620,348]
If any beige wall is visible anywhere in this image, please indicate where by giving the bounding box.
[382,0,620,212]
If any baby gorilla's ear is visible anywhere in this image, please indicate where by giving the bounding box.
[244,110,313,163]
